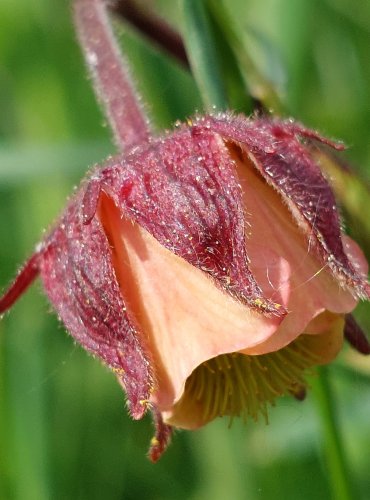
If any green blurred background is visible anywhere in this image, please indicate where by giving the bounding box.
[0,0,369,499]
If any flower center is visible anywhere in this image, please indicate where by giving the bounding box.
[170,335,321,427]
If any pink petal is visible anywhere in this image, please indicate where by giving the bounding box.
[341,234,369,276]
[99,194,284,411]
[230,150,358,355]
[162,318,344,429]
[299,316,345,365]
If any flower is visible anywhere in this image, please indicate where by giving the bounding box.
[1,0,370,462]
[1,112,369,461]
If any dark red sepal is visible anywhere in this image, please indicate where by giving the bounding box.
[99,126,285,316]
[148,409,173,463]
[200,113,370,300]
[344,314,370,355]
[40,189,154,419]
[0,251,41,314]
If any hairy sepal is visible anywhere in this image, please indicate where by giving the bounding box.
[198,113,370,300]
[97,125,284,316]
[40,188,153,419]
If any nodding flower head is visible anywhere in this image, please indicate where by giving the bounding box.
[1,0,369,462]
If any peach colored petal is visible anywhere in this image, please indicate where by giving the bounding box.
[162,394,207,430]
[298,316,344,365]
[243,243,291,306]
[99,196,287,411]
[231,150,358,355]
[163,320,344,430]
[118,225,282,410]
[304,310,344,336]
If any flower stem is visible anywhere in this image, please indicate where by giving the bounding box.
[74,0,151,151]
[311,367,355,500]
[181,0,229,111]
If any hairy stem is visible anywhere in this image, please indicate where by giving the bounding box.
[74,0,150,151]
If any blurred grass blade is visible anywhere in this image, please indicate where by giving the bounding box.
[207,0,283,113]
[205,7,253,114]
[181,0,228,111]
[0,141,112,185]
[191,420,255,500]
[311,368,355,500]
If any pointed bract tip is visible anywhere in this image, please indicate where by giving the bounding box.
[344,314,370,355]
[148,410,173,462]
[0,252,41,314]
[81,178,102,225]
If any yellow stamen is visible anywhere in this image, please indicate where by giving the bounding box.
[171,335,321,427]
